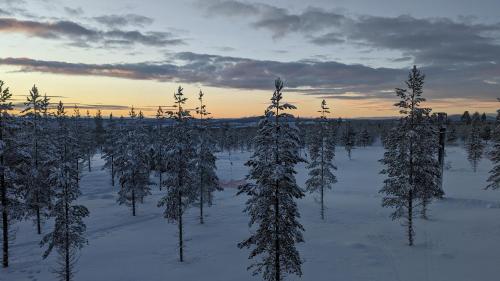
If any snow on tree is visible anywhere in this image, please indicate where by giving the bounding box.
[195,90,221,224]
[101,113,118,186]
[357,128,373,147]
[305,99,337,220]
[115,107,151,216]
[380,66,442,246]
[152,106,167,190]
[486,101,500,190]
[341,122,356,159]
[461,111,471,125]
[41,101,89,281]
[94,109,105,151]
[465,119,485,172]
[238,78,305,281]
[83,110,94,172]
[20,85,53,234]
[0,81,28,268]
[446,125,458,145]
[157,86,197,262]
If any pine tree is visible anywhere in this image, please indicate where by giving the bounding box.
[83,110,94,172]
[20,85,52,234]
[238,78,305,281]
[195,90,221,224]
[153,106,167,190]
[465,119,484,172]
[102,114,117,186]
[461,111,471,125]
[357,128,373,147]
[158,86,197,262]
[446,125,458,145]
[41,101,89,281]
[116,108,151,216]
[305,100,337,220]
[486,101,500,190]
[380,66,442,246]
[341,122,356,159]
[0,81,27,267]
[94,109,105,151]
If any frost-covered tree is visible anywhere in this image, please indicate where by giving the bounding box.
[83,110,94,172]
[20,85,52,234]
[341,122,356,159]
[101,114,117,186]
[158,86,197,262]
[238,78,305,281]
[357,128,373,147]
[486,102,500,190]
[465,120,484,172]
[94,109,105,150]
[461,111,471,125]
[153,106,167,190]
[195,90,221,224]
[41,101,89,281]
[0,81,27,267]
[305,100,337,220]
[380,66,442,246]
[116,108,151,216]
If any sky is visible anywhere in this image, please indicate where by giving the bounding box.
[0,0,499,118]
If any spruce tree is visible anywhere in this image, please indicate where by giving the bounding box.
[0,81,27,267]
[116,108,151,216]
[94,109,105,151]
[21,85,52,234]
[102,114,117,186]
[487,101,500,189]
[238,78,305,281]
[195,90,221,224]
[41,101,89,281]
[380,66,442,245]
[153,106,167,190]
[158,86,197,262]
[341,122,356,159]
[465,119,484,172]
[305,100,337,220]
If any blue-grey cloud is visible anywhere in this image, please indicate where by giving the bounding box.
[0,17,184,47]
[93,14,154,28]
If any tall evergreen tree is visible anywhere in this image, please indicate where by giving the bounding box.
[461,111,471,125]
[83,110,94,172]
[0,81,27,267]
[341,122,356,159]
[158,86,197,262]
[238,78,305,281]
[41,101,89,281]
[486,101,500,190]
[305,100,337,220]
[153,106,167,190]
[21,85,52,234]
[195,90,221,224]
[380,66,442,246]
[94,109,105,150]
[116,108,151,216]
[465,119,484,172]
[102,114,117,186]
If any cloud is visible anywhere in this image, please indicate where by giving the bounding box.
[93,14,154,28]
[64,7,84,16]
[204,0,259,17]
[0,17,184,47]
[1,52,498,101]
[204,2,500,66]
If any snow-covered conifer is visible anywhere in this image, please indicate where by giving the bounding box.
[195,90,221,224]
[380,66,442,246]
[465,119,484,172]
[238,78,305,281]
[305,99,337,220]
[101,114,117,186]
[341,122,356,159]
[41,101,89,281]
[486,101,500,189]
[158,86,197,262]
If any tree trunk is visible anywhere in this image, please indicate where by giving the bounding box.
[132,189,136,217]
[1,167,8,268]
[111,155,114,187]
[408,189,414,246]
[178,191,183,262]
[200,170,204,224]
[36,194,41,235]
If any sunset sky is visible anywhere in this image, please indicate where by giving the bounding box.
[0,0,499,118]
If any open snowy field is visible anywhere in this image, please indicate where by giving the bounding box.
[2,145,499,281]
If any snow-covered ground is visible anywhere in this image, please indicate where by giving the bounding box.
[2,145,499,281]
